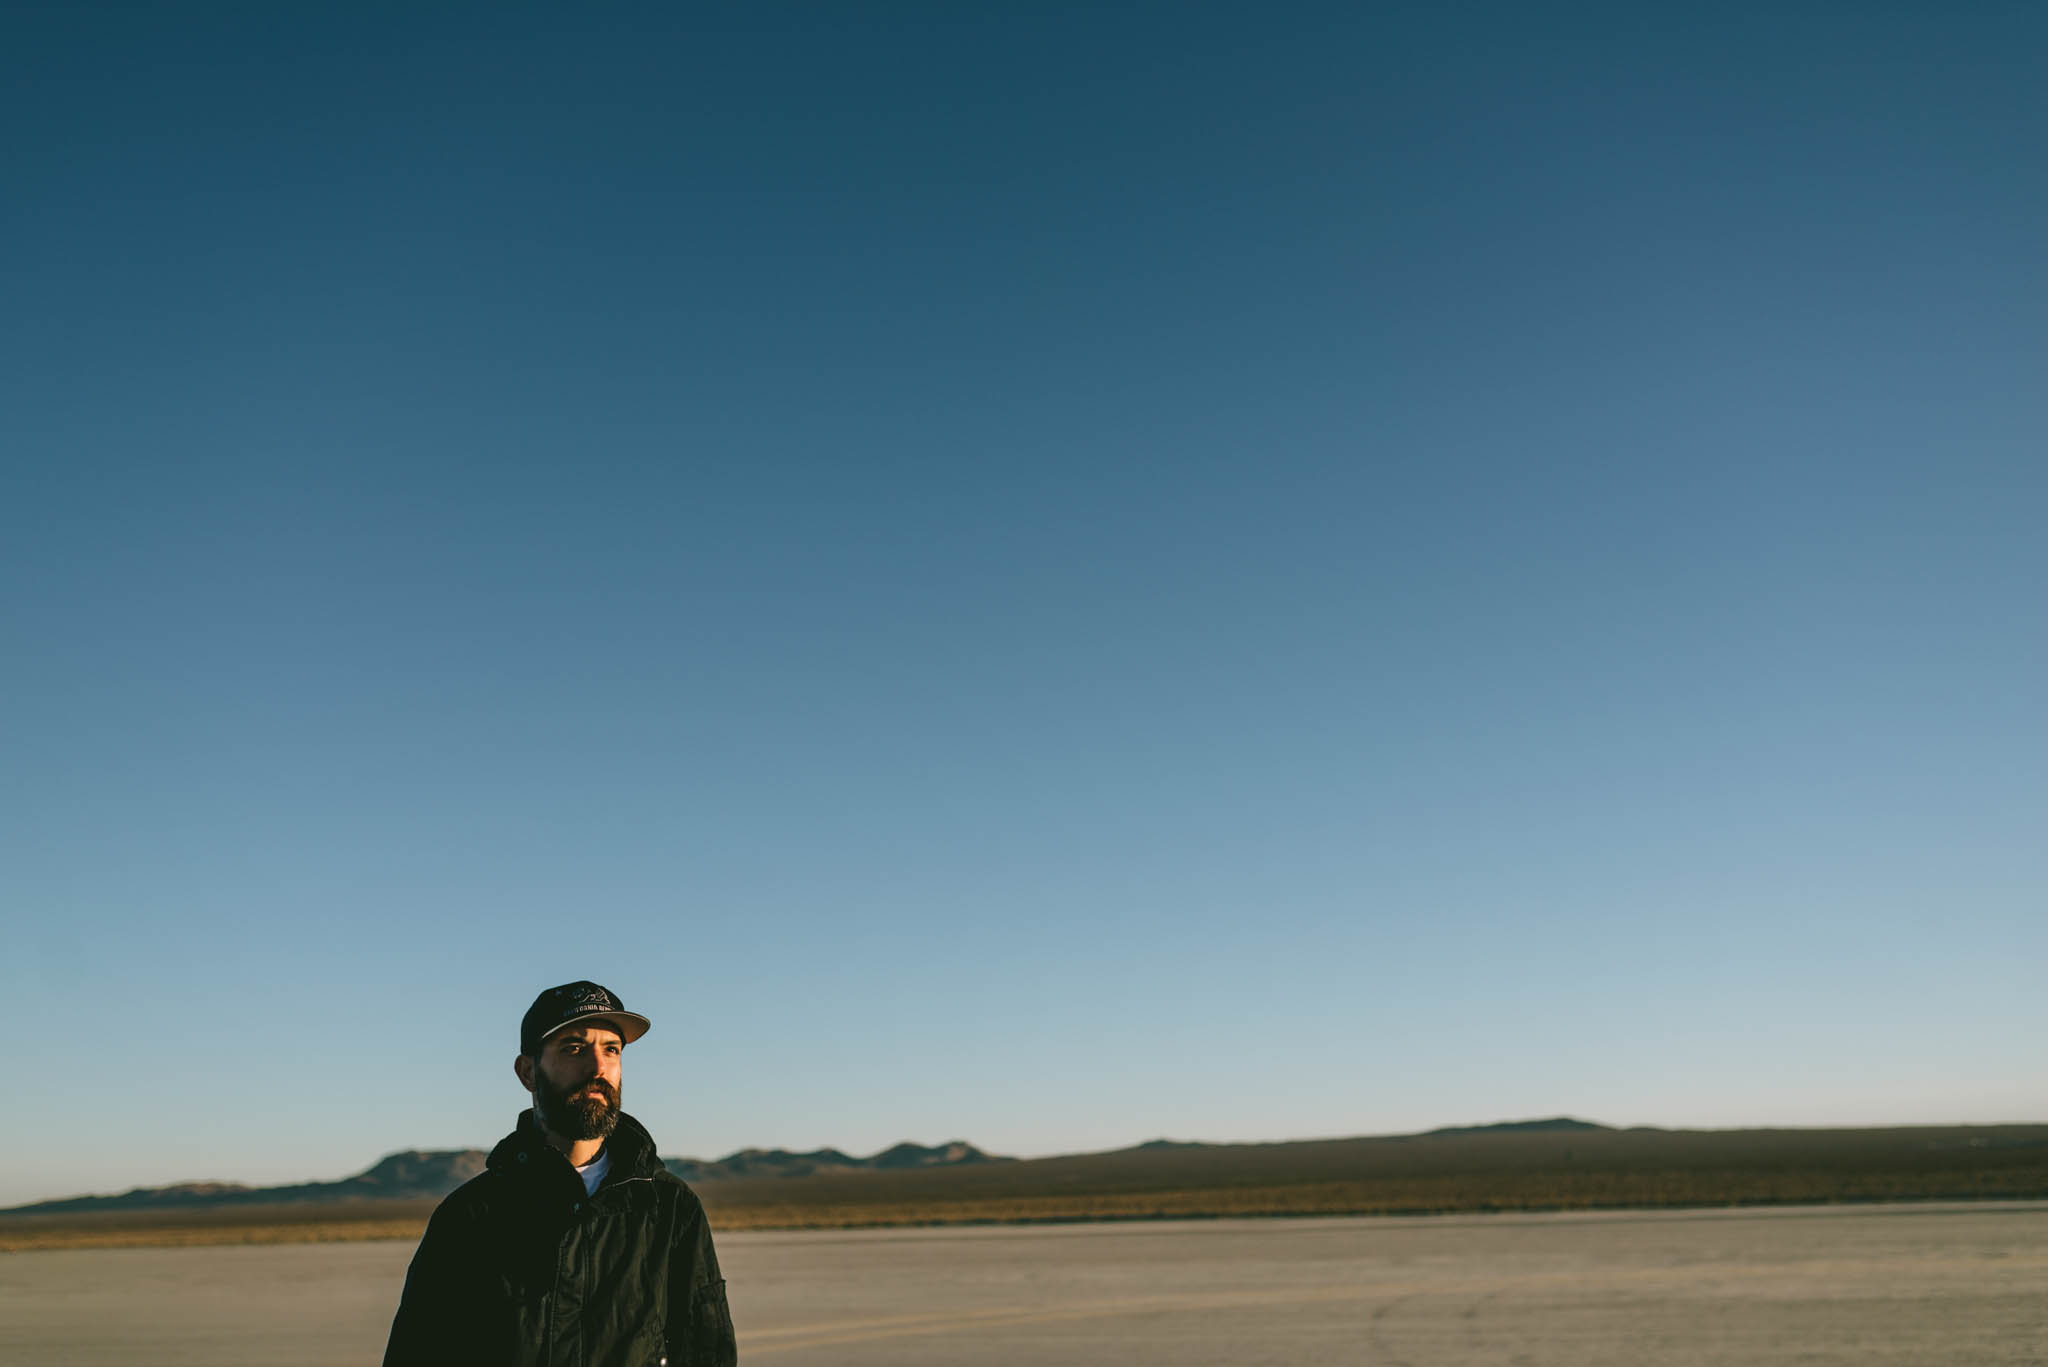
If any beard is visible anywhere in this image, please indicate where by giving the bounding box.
[533,1070,621,1142]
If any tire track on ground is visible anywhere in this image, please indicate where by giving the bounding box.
[1364,1291,1419,1367]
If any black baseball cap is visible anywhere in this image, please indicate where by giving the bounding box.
[520,981,651,1058]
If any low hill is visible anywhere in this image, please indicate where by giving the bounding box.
[666,1140,1006,1181]
[1424,1116,1610,1136]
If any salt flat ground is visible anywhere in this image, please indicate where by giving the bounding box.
[2,1202,2043,1365]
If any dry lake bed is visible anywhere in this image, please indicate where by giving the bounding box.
[2,1201,2043,1365]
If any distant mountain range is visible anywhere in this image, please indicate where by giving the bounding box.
[1,1119,1614,1217]
[14,1118,2048,1249]
[4,1149,495,1216]
[2,1138,1014,1216]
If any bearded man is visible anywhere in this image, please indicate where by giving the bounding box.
[383,982,737,1366]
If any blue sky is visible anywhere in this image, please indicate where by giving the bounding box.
[3,2,2042,1207]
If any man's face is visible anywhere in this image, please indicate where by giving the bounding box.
[527,1024,624,1141]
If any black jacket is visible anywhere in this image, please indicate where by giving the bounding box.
[383,1110,737,1367]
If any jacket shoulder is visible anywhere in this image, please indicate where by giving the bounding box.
[649,1167,704,1203]
[648,1169,719,1226]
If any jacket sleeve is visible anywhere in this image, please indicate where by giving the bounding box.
[383,1200,495,1367]
[667,1189,738,1366]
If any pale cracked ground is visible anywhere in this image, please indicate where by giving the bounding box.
[2,1202,2043,1365]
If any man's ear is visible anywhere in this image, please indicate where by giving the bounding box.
[514,1054,536,1093]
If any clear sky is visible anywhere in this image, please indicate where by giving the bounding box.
[3,2,2042,1208]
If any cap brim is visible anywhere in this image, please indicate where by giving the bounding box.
[543,1011,651,1046]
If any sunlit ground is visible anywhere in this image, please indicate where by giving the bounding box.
[3,1202,2043,1365]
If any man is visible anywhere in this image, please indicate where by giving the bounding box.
[383,981,737,1366]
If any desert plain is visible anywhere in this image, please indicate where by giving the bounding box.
[3,1201,2043,1366]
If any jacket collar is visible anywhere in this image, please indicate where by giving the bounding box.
[487,1108,667,1186]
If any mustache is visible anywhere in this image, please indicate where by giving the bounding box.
[560,1077,618,1105]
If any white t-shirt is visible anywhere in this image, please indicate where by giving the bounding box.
[574,1150,610,1196]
